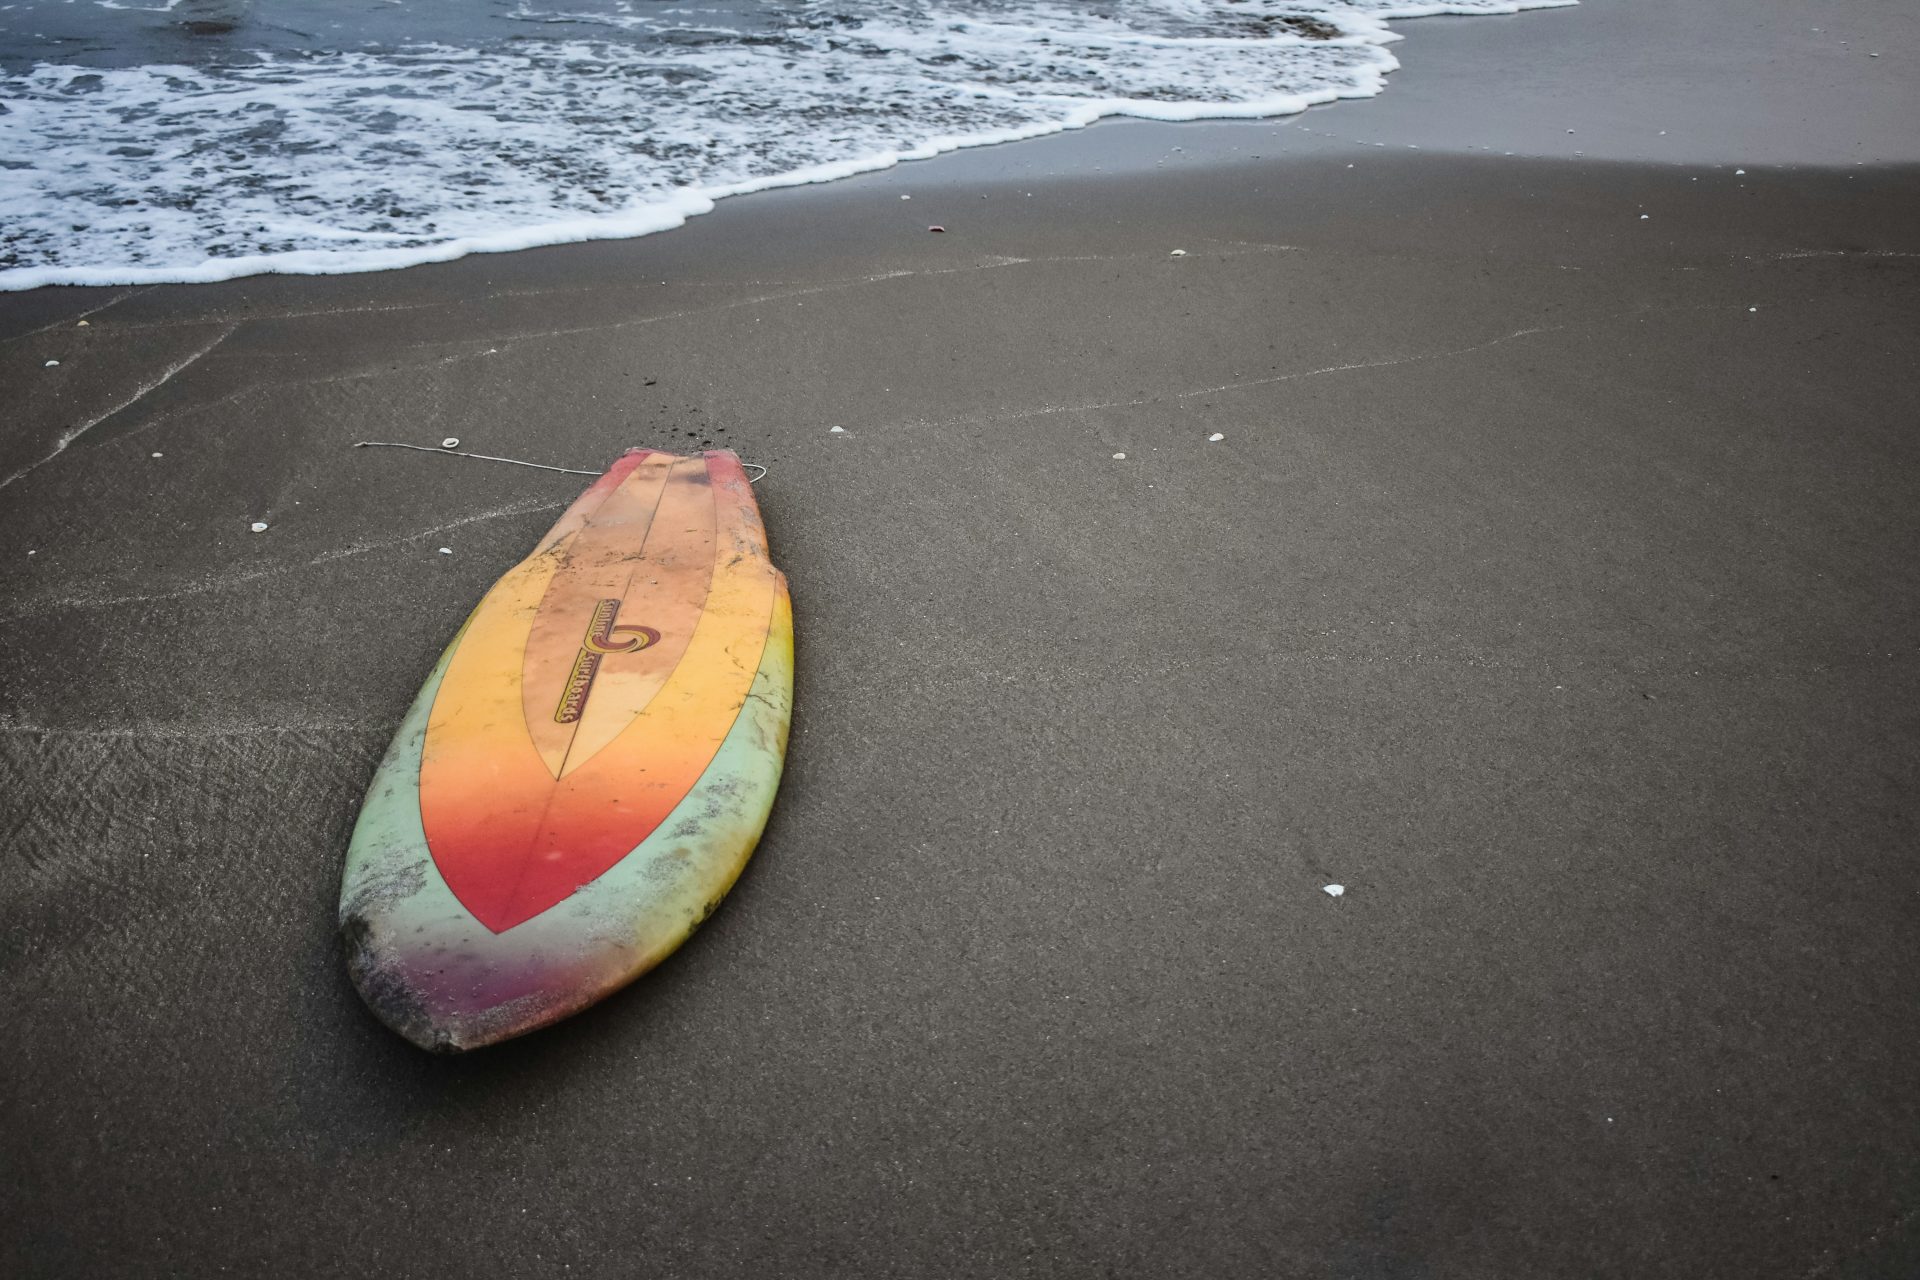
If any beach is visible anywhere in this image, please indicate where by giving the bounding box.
[4,1,1919,1275]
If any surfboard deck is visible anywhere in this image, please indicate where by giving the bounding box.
[339,448,792,1052]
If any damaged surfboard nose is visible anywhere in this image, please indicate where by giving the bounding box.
[338,448,792,1052]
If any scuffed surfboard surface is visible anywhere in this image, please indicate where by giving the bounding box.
[340,449,792,1052]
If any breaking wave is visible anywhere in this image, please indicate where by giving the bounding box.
[0,0,1573,289]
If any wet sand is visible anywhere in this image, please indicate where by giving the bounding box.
[5,3,1920,1277]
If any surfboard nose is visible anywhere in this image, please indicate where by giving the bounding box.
[341,916,467,1054]
[341,912,602,1053]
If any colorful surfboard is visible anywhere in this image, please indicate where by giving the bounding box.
[339,449,792,1052]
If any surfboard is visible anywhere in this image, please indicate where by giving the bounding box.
[339,449,792,1052]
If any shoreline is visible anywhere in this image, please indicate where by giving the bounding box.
[5,0,1914,295]
[0,0,1585,295]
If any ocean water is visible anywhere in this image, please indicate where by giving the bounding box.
[0,0,1571,290]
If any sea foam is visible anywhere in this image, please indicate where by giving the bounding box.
[0,0,1573,291]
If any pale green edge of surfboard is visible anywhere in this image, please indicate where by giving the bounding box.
[340,590,794,1052]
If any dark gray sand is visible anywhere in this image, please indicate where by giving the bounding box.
[5,7,1920,1279]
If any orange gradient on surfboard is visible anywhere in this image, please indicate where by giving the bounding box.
[417,450,778,933]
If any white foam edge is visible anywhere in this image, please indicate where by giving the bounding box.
[0,89,1351,292]
[0,0,1577,293]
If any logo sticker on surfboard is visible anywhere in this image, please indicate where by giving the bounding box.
[555,599,660,724]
